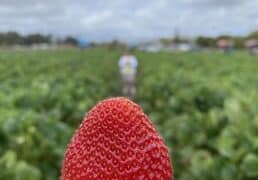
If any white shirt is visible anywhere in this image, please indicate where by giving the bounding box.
[118,55,138,75]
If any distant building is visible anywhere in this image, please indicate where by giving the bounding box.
[176,43,193,52]
[138,40,194,52]
[138,41,163,52]
[31,43,57,50]
[78,40,90,48]
[11,43,58,51]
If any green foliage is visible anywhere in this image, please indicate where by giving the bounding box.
[196,36,217,47]
[248,31,258,39]
[0,32,51,46]
[0,151,41,180]
[0,48,258,179]
[63,37,78,46]
[196,35,250,49]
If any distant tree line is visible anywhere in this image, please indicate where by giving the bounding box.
[0,31,79,46]
[62,36,78,46]
[196,31,258,48]
[90,40,127,50]
[0,32,51,45]
[1,30,258,49]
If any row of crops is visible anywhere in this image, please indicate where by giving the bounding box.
[0,48,257,179]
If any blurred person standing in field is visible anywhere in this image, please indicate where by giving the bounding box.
[118,49,138,99]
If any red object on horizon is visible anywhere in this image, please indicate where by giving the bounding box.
[61,97,173,180]
[217,39,233,49]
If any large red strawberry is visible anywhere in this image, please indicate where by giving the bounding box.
[61,97,173,180]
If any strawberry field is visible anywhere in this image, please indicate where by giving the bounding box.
[0,48,258,179]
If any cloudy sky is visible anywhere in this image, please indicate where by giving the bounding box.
[0,0,258,42]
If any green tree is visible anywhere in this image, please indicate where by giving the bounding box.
[63,36,78,46]
[196,36,216,47]
[24,34,51,45]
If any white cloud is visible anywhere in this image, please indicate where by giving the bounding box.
[0,0,257,42]
[81,11,113,28]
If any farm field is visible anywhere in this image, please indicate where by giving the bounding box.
[0,48,258,180]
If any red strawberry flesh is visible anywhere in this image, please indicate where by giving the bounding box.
[61,97,173,179]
